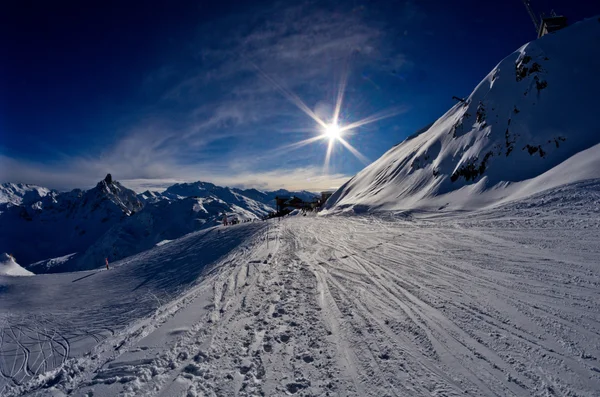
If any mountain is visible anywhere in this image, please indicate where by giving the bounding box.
[138,189,165,204]
[0,174,143,270]
[0,183,52,207]
[65,194,270,272]
[231,187,319,207]
[2,174,318,273]
[161,182,275,216]
[325,17,600,214]
[138,181,318,211]
[3,177,280,273]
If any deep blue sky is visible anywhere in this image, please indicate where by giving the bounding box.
[1,0,598,191]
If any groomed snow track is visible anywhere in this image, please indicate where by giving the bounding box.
[1,182,600,396]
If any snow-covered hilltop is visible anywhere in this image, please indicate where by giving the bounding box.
[155,181,275,217]
[326,17,600,213]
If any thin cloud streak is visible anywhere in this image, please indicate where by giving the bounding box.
[3,3,409,193]
[0,153,349,193]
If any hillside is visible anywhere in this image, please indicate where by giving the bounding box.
[325,17,600,213]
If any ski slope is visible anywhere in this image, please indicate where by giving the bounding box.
[325,17,600,214]
[2,181,599,396]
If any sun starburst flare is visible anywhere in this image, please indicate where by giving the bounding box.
[254,61,404,173]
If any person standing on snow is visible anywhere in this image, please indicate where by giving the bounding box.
[105,258,109,270]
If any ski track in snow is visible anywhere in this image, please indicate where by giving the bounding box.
[1,203,600,396]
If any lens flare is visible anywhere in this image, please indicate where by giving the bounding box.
[324,123,341,140]
[253,61,403,173]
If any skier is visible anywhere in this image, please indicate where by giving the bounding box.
[105,257,109,270]
[223,214,228,226]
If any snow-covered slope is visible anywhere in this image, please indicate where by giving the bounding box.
[0,183,52,207]
[2,195,600,396]
[64,195,268,272]
[1,176,288,273]
[0,253,34,276]
[326,17,600,213]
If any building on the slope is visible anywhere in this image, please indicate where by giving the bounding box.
[274,196,289,213]
[274,195,317,215]
[522,1,567,38]
[538,14,567,38]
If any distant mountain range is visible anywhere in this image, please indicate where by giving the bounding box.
[0,176,317,273]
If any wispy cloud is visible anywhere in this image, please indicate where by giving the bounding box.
[2,1,409,192]
[0,152,349,193]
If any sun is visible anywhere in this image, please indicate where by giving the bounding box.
[324,123,341,140]
[251,60,404,173]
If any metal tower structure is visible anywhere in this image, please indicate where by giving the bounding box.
[523,0,540,33]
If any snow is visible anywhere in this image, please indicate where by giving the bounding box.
[28,253,78,273]
[0,253,34,276]
[159,182,275,217]
[1,16,600,397]
[325,17,600,214]
[0,177,278,274]
[0,183,52,207]
[1,194,600,396]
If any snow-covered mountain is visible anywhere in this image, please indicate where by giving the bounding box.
[138,183,318,212]
[0,183,52,207]
[161,182,275,216]
[325,17,600,213]
[232,188,319,207]
[1,176,283,273]
[0,174,143,271]
[145,182,318,210]
[63,194,271,272]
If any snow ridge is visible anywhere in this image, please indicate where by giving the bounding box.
[326,17,600,213]
[0,253,34,276]
[0,183,52,207]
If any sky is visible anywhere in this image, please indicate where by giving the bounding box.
[1,0,598,192]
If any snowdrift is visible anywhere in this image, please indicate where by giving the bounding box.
[325,17,600,213]
[0,253,33,276]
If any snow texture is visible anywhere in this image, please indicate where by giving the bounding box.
[1,193,600,395]
[0,176,313,274]
[0,183,52,207]
[0,253,34,276]
[325,17,600,214]
[1,16,600,397]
